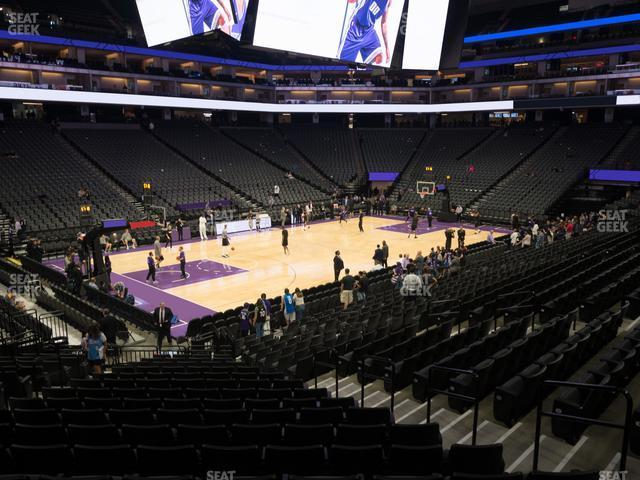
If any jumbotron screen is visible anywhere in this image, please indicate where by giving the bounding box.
[253,0,405,67]
[136,0,250,46]
[402,0,451,70]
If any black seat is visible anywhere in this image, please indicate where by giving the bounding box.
[389,423,442,446]
[13,423,67,445]
[157,408,202,426]
[335,424,387,446]
[176,424,229,446]
[283,423,334,446]
[345,407,392,425]
[299,407,344,425]
[231,423,282,446]
[74,444,137,475]
[61,408,110,425]
[265,445,326,475]
[201,445,261,475]
[447,444,505,475]
[122,424,175,446]
[12,408,58,425]
[203,408,249,425]
[109,408,157,426]
[10,444,73,475]
[137,445,199,475]
[68,424,122,446]
[329,444,385,474]
[251,408,296,425]
[388,445,443,475]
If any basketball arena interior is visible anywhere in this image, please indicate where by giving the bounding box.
[1,0,640,478]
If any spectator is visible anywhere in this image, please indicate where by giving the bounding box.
[402,264,423,301]
[281,288,296,326]
[333,250,344,283]
[239,303,251,337]
[253,294,270,338]
[293,288,305,322]
[340,268,355,310]
[153,302,174,350]
[82,323,107,375]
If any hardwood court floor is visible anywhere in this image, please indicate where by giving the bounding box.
[108,216,501,313]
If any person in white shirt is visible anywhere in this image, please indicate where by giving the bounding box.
[510,230,520,248]
[521,232,532,248]
[487,230,496,244]
[532,223,539,237]
[401,264,423,301]
[273,185,280,197]
[199,215,208,241]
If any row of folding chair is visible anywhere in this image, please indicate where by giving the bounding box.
[9,395,355,413]
[2,406,393,427]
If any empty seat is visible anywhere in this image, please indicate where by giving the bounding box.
[74,444,137,475]
[176,424,229,446]
[265,444,326,475]
[68,424,122,446]
[447,444,505,475]
[329,444,385,474]
[122,424,175,446]
[389,423,442,446]
[10,444,74,475]
[137,445,199,475]
[231,423,282,446]
[283,423,334,446]
[388,445,443,475]
[202,445,261,475]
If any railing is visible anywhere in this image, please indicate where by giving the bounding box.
[312,348,339,396]
[532,380,633,471]
[107,346,190,366]
[360,355,396,411]
[39,311,68,340]
[427,365,481,445]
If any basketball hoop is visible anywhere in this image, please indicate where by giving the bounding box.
[416,181,435,198]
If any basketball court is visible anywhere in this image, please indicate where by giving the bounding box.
[48,214,510,337]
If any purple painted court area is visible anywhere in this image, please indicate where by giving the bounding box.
[44,259,217,338]
[122,260,246,290]
[377,219,512,236]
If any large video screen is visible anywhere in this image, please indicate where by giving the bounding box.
[402,0,451,70]
[253,0,405,67]
[136,0,249,46]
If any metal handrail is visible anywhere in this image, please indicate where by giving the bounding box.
[427,364,481,445]
[532,379,634,472]
[360,354,396,411]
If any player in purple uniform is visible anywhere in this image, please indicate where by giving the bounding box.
[188,0,232,36]
[339,0,392,65]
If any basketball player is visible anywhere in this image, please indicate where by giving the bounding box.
[282,228,289,255]
[153,236,164,269]
[146,252,157,284]
[248,209,254,231]
[409,213,419,239]
[339,207,348,224]
[188,0,232,36]
[221,225,230,258]
[177,246,187,279]
[358,211,364,232]
[339,0,392,65]
[256,215,261,232]
[199,214,208,241]
[230,0,247,40]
